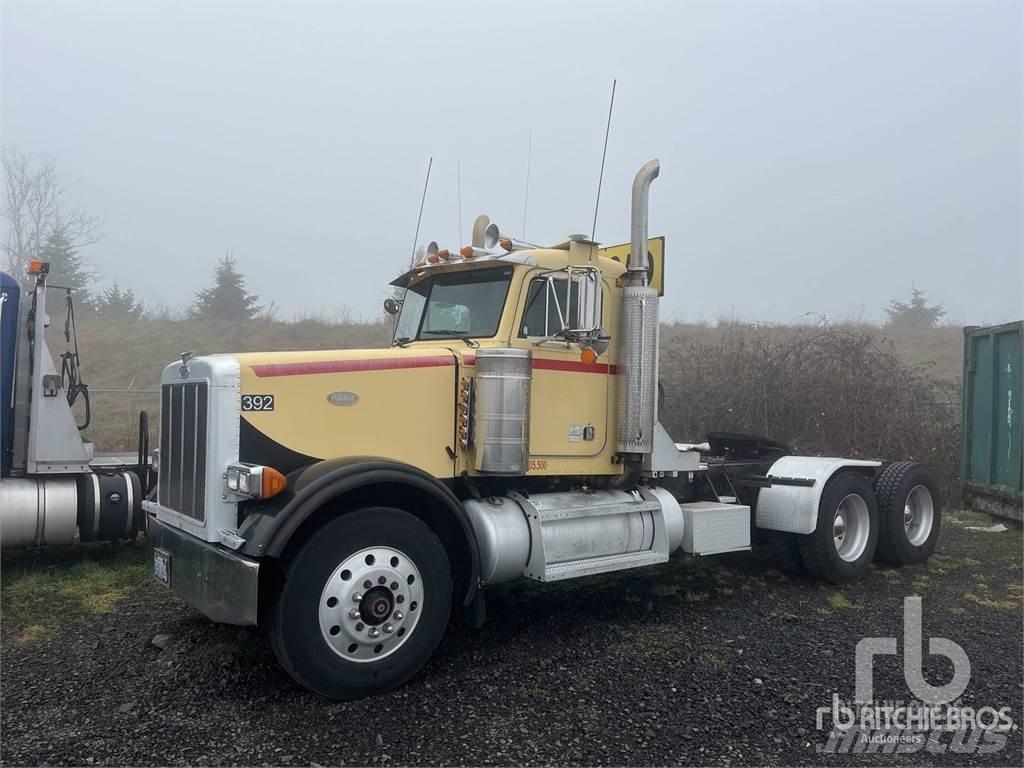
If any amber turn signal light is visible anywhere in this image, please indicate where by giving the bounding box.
[261,467,288,499]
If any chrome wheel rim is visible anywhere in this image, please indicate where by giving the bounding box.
[318,546,423,663]
[904,485,934,547]
[833,493,870,562]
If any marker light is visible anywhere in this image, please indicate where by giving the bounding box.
[226,463,288,500]
[437,249,450,261]
[499,239,513,252]
[459,246,475,259]
[427,254,440,264]
[580,347,598,365]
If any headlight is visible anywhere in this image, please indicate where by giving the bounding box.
[225,463,287,500]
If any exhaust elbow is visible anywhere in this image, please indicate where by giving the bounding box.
[629,159,660,277]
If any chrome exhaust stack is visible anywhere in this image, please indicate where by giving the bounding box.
[616,160,661,456]
[628,159,661,279]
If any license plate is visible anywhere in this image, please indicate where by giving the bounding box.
[153,548,171,585]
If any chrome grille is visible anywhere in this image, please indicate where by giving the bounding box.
[158,381,209,523]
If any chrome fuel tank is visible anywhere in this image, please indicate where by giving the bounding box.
[472,348,531,475]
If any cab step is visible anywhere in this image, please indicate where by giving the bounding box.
[537,550,669,582]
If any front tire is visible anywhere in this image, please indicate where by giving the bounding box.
[798,472,878,584]
[874,462,942,566]
[269,507,452,700]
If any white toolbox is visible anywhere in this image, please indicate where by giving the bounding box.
[679,501,751,555]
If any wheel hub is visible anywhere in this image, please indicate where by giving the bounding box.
[360,586,394,625]
[832,494,870,563]
[904,485,934,546]
[318,546,423,663]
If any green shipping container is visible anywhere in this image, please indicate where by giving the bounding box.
[961,321,1023,520]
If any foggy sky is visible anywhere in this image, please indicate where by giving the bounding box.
[2,1,1021,326]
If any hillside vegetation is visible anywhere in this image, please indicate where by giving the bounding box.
[58,316,964,497]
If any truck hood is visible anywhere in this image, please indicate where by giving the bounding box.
[234,346,470,478]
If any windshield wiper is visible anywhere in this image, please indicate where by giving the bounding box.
[421,330,479,348]
[393,336,411,348]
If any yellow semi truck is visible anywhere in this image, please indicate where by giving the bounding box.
[144,160,943,699]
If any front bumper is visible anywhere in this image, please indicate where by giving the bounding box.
[146,513,261,625]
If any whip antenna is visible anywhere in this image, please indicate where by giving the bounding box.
[410,156,433,267]
[457,159,463,244]
[522,128,532,239]
[589,79,616,257]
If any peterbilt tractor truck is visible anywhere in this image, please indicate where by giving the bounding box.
[136,160,939,700]
[0,265,147,550]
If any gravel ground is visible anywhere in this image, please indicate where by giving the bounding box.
[2,510,1021,767]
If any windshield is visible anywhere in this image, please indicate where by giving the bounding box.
[393,266,514,344]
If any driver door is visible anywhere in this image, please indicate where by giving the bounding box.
[512,270,613,465]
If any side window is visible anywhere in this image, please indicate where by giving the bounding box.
[519,276,583,338]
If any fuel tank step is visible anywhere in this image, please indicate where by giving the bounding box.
[536,549,669,582]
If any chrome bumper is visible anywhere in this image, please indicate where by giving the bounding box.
[146,513,260,625]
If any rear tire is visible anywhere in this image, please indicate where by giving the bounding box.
[798,472,878,584]
[874,462,942,566]
[268,507,452,700]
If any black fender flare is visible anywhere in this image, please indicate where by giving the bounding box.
[238,458,480,606]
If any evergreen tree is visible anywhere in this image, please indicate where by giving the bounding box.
[884,287,946,329]
[193,253,262,321]
[94,282,144,320]
[37,224,95,308]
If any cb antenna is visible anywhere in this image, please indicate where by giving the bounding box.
[457,159,463,245]
[409,156,433,268]
[589,78,617,259]
[522,128,532,239]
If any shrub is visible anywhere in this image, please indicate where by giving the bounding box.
[658,325,961,501]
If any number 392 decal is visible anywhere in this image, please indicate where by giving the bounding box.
[241,394,275,411]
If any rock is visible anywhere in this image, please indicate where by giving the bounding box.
[753,678,763,686]
[151,633,174,650]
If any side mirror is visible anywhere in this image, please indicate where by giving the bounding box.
[571,267,602,333]
[384,298,402,316]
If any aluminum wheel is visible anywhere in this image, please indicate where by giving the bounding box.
[318,546,424,663]
[903,484,934,547]
[832,493,870,563]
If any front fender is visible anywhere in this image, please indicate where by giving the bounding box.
[755,456,882,534]
[237,457,480,605]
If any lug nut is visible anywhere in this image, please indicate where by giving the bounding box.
[383,624,394,634]
[393,611,404,621]
[368,627,380,638]
[352,592,363,603]
[349,608,360,619]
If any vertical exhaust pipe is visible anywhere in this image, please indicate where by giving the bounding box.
[628,159,660,280]
[616,160,661,456]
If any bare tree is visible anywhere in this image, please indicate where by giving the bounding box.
[1,147,103,282]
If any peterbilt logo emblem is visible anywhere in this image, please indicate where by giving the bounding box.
[327,391,359,406]
[179,351,195,379]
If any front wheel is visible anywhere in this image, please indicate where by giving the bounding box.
[268,507,452,700]
[797,472,879,584]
